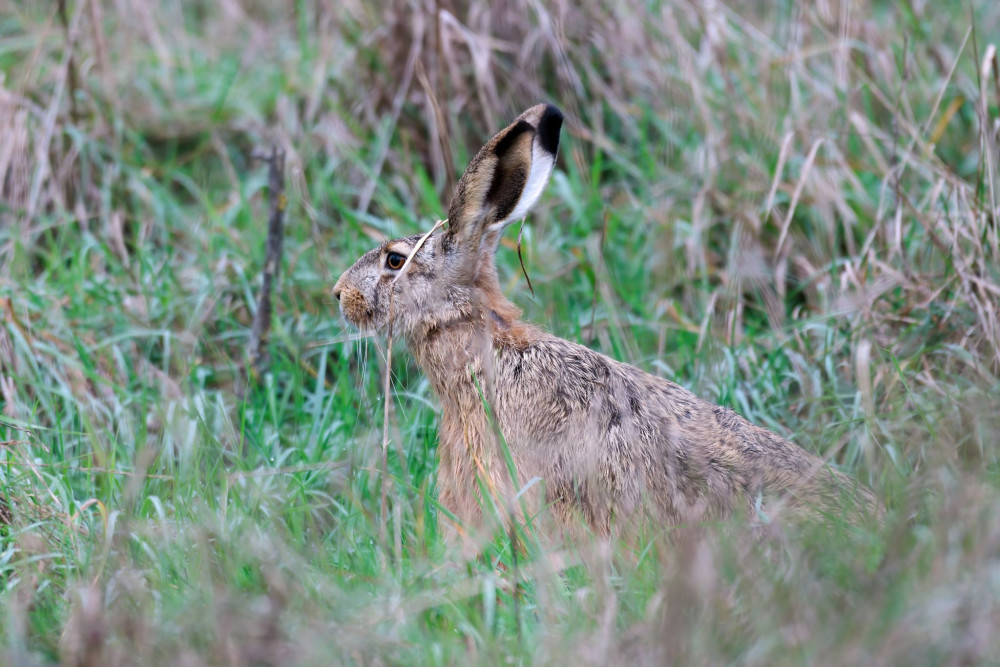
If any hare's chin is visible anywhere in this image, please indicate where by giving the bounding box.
[339,308,374,330]
[339,304,384,333]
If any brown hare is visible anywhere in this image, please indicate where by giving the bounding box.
[334,104,877,539]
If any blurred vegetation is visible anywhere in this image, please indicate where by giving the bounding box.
[1,0,999,663]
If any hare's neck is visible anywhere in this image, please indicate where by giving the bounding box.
[407,292,536,411]
[408,319,493,407]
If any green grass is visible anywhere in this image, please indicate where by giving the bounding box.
[2,0,1000,663]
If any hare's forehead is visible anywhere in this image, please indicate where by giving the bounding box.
[383,233,437,258]
[351,233,436,269]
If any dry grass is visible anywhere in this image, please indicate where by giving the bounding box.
[1,0,999,663]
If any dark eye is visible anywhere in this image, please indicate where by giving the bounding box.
[385,252,406,270]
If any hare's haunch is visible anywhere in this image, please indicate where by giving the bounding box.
[334,104,877,535]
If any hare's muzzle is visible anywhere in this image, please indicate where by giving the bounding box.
[332,275,373,328]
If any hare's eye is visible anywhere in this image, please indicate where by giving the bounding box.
[385,252,406,271]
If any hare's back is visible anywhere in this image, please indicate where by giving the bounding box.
[491,336,835,522]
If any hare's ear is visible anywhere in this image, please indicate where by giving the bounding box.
[443,104,562,261]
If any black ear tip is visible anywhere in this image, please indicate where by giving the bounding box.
[536,104,563,156]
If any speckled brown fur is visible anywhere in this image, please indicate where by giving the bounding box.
[333,104,878,540]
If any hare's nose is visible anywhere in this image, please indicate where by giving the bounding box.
[332,278,343,301]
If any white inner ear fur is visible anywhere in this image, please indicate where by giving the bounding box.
[486,134,556,232]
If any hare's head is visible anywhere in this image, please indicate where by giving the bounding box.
[334,104,563,337]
